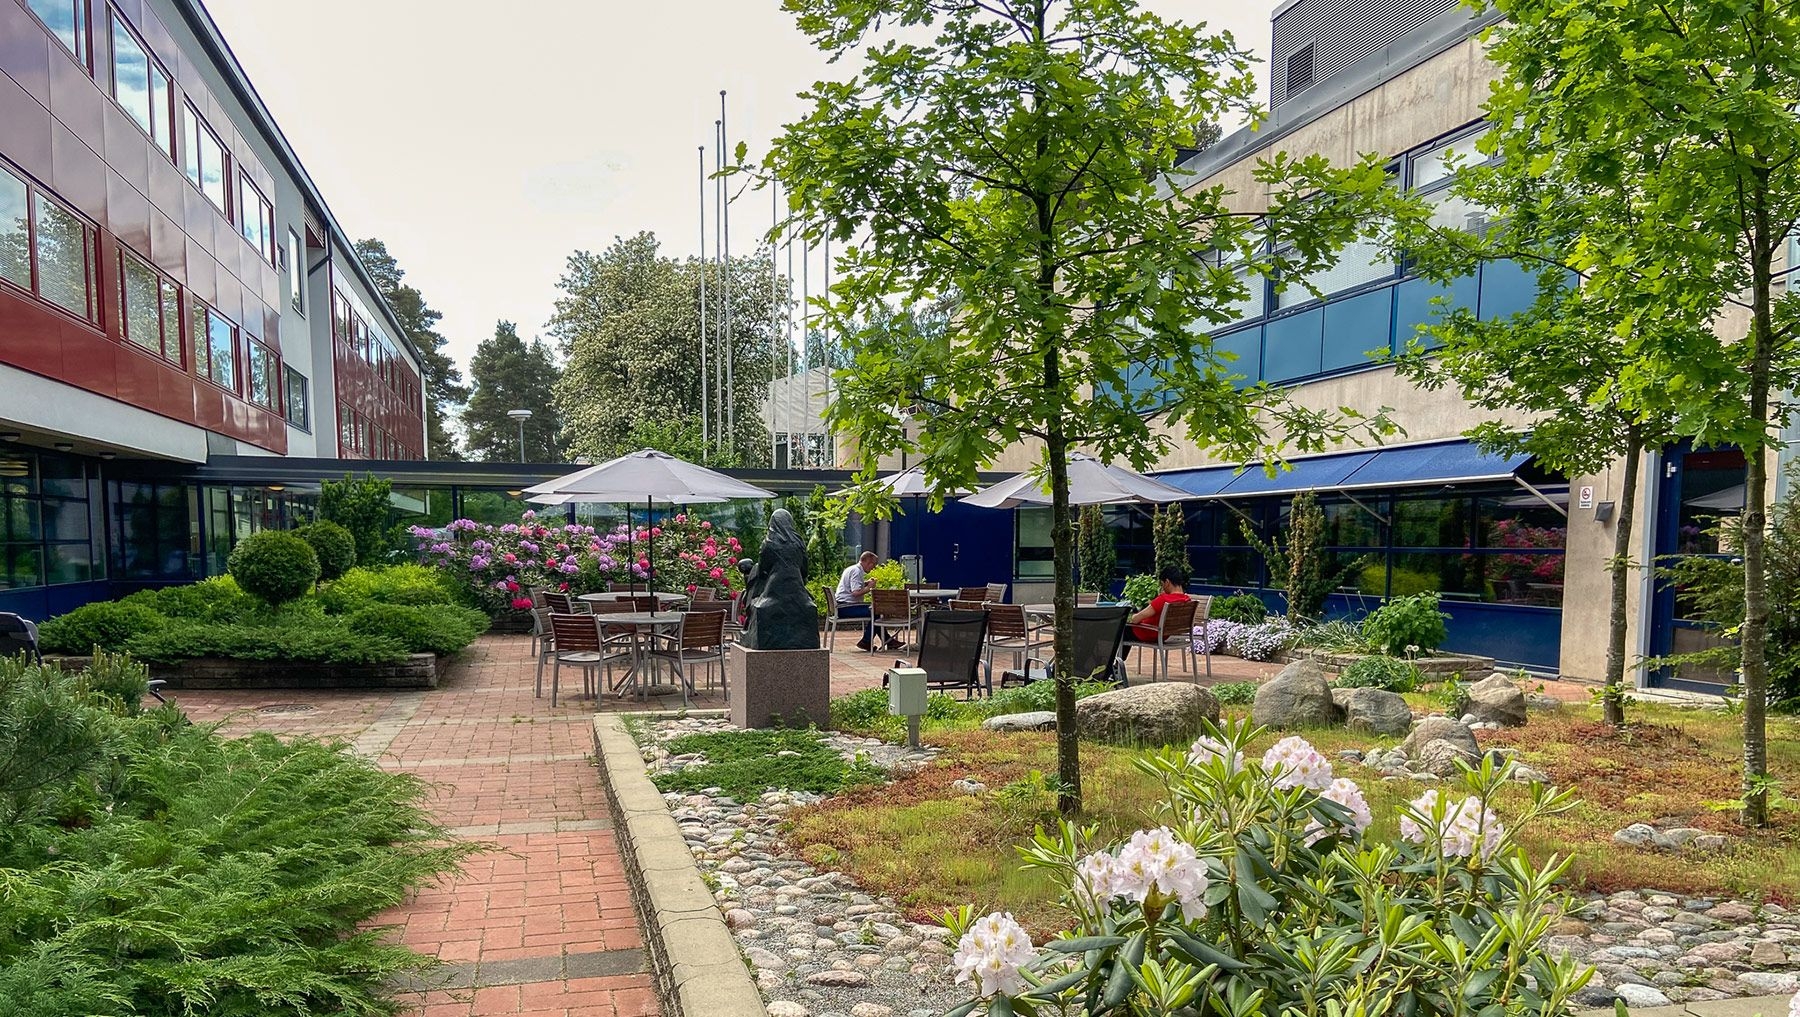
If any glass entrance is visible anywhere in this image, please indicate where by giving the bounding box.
[1649,445,1745,689]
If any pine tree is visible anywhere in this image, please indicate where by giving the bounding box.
[353,239,467,459]
[463,321,562,462]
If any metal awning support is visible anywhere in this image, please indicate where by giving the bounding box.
[1211,497,1257,527]
[1514,476,1569,518]
[1341,491,1390,527]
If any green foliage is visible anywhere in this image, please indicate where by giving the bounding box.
[227,530,321,607]
[1244,491,1367,622]
[356,237,467,460]
[866,560,908,590]
[125,619,409,666]
[829,687,896,733]
[828,682,1115,738]
[294,520,357,582]
[1120,574,1160,610]
[319,473,396,566]
[1337,654,1422,692]
[0,656,472,1015]
[798,485,852,589]
[1077,505,1116,594]
[1151,503,1188,581]
[1210,681,1258,705]
[346,603,489,656]
[1361,593,1450,657]
[122,575,253,622]
[36,600,164,655]
[80,648,152,711]
[651,729,883,799]
[985,679,1114,717]
[318,564,462,612]
[1212,593,1268,625]
[463,320,564,462]
[1294,618,1373,654]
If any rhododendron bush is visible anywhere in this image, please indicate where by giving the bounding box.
[941,721,1593,1017]
[411,510,744,612]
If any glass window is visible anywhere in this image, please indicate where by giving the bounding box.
[205,309,235,390]
[26,0,87,65]
[108,11,172,154]
[1413,128,1491,191]
[1015,507,1053,579]
[0,168,28,290]
[238,174,273,263]
[182,105,228,214]
[119,250,162,354]
[110,480,198,580]
[32,193,91,318]
[158,277,180,362]
[1393,496,1472,550]
[285,365,309,430]
[247,341,278,410]
[190,298,209,378]
[286,229,304,314]
[1282,236,1393,304]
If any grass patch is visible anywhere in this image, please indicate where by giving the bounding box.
[787,696,1800,934]
[653,729,884,800]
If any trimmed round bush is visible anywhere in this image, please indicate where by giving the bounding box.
[38,601,166,654]
[226,531,321,606]
[1214,592,1269,624]
[294,521,356,582]
[1337,654,1422,692]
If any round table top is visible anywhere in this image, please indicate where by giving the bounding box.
[1024,602,1126,616]
[578,591,688,603]
[906,588,961,599]
[595,611,685,626]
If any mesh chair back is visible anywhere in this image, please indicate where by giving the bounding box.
[1157,599,1200,642]
[985,603,1028,641]
[986,582,1008,603]
[550,613,602,653]
[871,588,910,620]
[1068,606,1130,682]
[0,612,38,661]
[916,609,989,687]
[957,586,990,602]
[681,610,725,649]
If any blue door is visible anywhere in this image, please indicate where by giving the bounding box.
[907,501,1013,592]
[1649,444,1745,691]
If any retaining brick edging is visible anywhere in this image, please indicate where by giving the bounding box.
[591,712,768,1017]
[42,653,439,689]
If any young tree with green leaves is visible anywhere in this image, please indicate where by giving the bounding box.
[463,321,563,463]
[1473,0,1800,825]
[768,0,1403,814]
[354,239,467,460]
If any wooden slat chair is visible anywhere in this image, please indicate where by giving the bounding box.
[649,610,727,707]
[869,588,917,652]
[957,586,991,603]
[547,613,609,706]
[982,603,1046,674]
[887,609,991,698]
[1124,598,1203,683]
[949,599,986,611]
[986,582,1008,603]
[1001,606,1130,688]
[1076,591,1101,606]
[544,591,588,615]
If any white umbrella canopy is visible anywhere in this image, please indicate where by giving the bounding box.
[524,448,776,504]
[960,453,1190,509]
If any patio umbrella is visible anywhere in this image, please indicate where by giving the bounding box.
[524,449,776,612]
[960,452,1190,509]
[831,465,969,561]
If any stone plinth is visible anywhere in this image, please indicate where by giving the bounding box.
[729,644,830,730]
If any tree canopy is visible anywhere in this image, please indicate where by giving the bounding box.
[462,321,563,462]
[353,238,467,460]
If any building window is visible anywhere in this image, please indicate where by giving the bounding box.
[0,163,97,322]
[246,340,279,411]
[1286,43,1315,98]
[118,249,181,364]
[182,104,229,215]
[286,228,304,315]
[284,365,309,430]
[108,11,173,159]
[190,302,237,391]
[25,0,87,67]
[1,452,103,589]
[238,173,274,263]
[1411,127,1494,234]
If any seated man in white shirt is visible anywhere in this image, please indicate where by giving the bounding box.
[836,551,899,651]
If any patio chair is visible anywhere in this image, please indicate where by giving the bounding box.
[544,592,588,614]
[986,582,1008,603]
[723,591,746,644]
[982,603,1045,674]
[1001,606,1130,688]
[649,610,727,706]
[631,595,661,612]
[889,608,991,698]
[0,612,39,663]
[869,589,916,652]
[823,595,866,651]
[691,588,716,602]
[949,599,986,611]
[1124,598,1202,683]
[957,586,991,602]
[547,614,611,706]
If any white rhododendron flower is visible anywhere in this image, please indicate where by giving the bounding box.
[1400,789,1504,860]
[1261,735,1334,791]
[1071,849,1123,911]
[1187,734,1244,771]
[953,911,1035,998]
[1305,777,1373,844]
[1111,827,1211,920]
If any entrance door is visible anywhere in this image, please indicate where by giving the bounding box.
[1649,445,1745,690]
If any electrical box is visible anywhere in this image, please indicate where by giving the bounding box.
[900,555,923,584]
[887,667,928,717]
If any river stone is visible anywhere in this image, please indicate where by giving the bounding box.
[1419,738,1478,777]
[1613,984,1672,1008]
[767,1003,811,1017]
[1463,672,1529,727]
[1343,687,1413,736]
[1401,716,1479,758]
[1749,941,1788,966]
[982,711,1057,732]
[1076,683,1219,746]
[1252,658,1339,728]
[1613,824,1657,848]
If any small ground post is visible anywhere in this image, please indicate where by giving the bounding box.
[888,666,927,749]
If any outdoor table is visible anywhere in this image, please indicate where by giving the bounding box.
[1023,602,1127,618]
[908,588,960,619]
[598,610,685,699]
[578,591,689,606]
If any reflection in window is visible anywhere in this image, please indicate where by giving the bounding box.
[182,105,229,214]
[110,480,198,580]
[287,229,305,314]
[247,341,278,410]
[191,302,236,390]
[2,453,101,589]
[1014,506,1053,579]
[119,250,180,363]
[26,0,87,64]
[0,169,28,289]
[33,193,92,318]
[1412,129,1491,190]
[238,174,274,263]
[109,12,172,157]
[285,365,309,429]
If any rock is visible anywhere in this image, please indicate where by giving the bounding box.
[1330,687,1354,711]
[1077,682,1221,746]
[744,947,789,973]
[1693,834,1731,852]
[851,1005,894,1017]
[982,711,1057,732]
[1706,901,1754,923]
[1251,658,1339,729]
[724,907,756,929]
[767,1003,811,1017]
[1401,716,1480,759]
[1685,941,1748,964]
[1749,941,1787,966]
[1613,824,1657,848]
[1571,985,1618,1008]
[1512,765,1552,784]
[950,778,986,794]
[1419,738,1479,777]
[1737,971,1799,994]
[1523,691,1563,711]
[1342,687,1413,737]
[804,969,870,987]
[1463,672,1529,727]
[1652,827,1707,849]
[1612,984,1672,1008]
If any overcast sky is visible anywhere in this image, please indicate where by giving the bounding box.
[205,0,1278,376]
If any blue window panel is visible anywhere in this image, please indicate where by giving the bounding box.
[1393,273,1477,353]
[1216,449,1379,498]
[1156,465,1236,498]
[1263,307,1323,383]
[1339,439,1529,489]
[1320,287,1395,374]
[1206,324,1262,389]
[1478,258,1538,321]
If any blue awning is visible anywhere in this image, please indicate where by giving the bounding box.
[1152,440,1533,501]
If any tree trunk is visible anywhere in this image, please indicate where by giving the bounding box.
[1602,430,1643,726]
[1740,179,1774,828]
[1048,423,1082,815]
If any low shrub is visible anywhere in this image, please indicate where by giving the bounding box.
[36,600,164,654]
[346,603,490,655]
[867,560,909,590]
[1211,680,1258,704]
[78,648,152,711]
[1362,591,1451,656]
[1192,619,1243,656]
[317,564,461,613]
[1120,574,1160,609]
[1212,592,1268,624]
[828,680,1116,738]
[1226,617,1298,661]
[1337,653,1421,692]
[983,679,1114,716]
[1294,617,1373,653]
[121,576,254,622]
[295,520,357,582]
[124,619,409,665]
[651,729,883,799]
[830,687,894,732]
[227,531,320,607]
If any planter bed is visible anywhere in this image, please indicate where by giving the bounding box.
[1278,646,1496,677]
[44,653,440,690]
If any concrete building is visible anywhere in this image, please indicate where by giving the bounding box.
[0,0,426,616]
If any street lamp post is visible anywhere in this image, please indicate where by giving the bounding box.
[507,409,532,461]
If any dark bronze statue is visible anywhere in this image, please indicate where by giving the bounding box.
[739,508,820,650]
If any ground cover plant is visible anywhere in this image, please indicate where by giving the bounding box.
[38,565,487,665]
[830,682,1116,741]
[650,729,884,800]
[0,653,470,1015]
[789,693,1800,933]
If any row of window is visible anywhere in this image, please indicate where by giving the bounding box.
[0,452,104,590]
[336,405,417,460]
[331,286,420,406]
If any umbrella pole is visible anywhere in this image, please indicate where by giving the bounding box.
[647,497,656,616]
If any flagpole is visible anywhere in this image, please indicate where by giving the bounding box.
[771,183,781,468]
[720,91,735,445]
[698,144,709,460]
[714,120,725,453]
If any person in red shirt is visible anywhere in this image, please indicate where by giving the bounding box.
[1129,566,1192,642]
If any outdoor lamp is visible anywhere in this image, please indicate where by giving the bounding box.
[887,666,928,749]
[506,409,532,461]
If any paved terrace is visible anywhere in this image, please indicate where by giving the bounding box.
[168,632,1591,1016]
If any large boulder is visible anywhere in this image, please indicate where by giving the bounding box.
[1419,738,1478,777]
[1252,659,1339,729]
[983,711,1057,732]
[1076,683,1220,747]
[1343,687,1413,737]
[1464,672,1528,727]
[1401,716,1479,759]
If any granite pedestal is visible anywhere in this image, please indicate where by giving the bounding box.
[729,643,831,730]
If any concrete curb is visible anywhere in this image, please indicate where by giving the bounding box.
[1576,995,1793,1017]
[592,712,767,1017]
